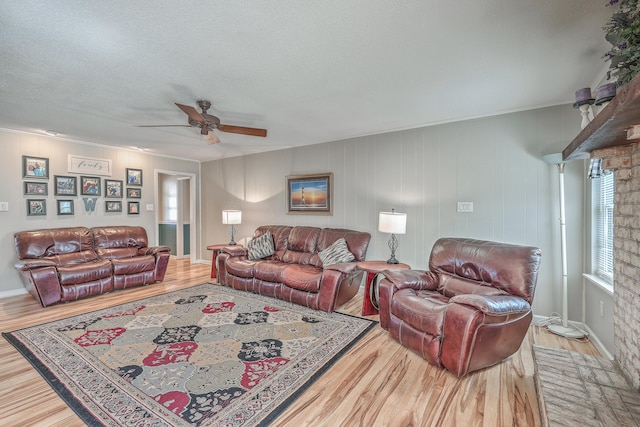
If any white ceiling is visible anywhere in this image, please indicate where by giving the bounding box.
[0,1,612,162]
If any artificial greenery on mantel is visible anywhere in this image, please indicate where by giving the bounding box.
[604,0,640,86]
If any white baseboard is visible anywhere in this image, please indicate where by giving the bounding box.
[0,288,28,299]
[532,315,613,360]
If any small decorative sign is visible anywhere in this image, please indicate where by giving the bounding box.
[68,155,112,176]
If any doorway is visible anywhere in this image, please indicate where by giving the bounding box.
[155,170,196,261]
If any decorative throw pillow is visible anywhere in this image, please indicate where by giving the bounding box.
[247,231,275,260]
[318,237,355,266]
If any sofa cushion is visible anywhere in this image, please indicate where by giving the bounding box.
[112,255,155,275]
[318,238,355,266]
[280,264,322,292]
[14,227,93,259]
[57,259,113,285]
[253,260,287,282]
[317,228,371,262]
[225,258,258,278]
[95,247,139,260]
[247,231,275,260]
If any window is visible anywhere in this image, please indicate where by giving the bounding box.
[592,172,614,282]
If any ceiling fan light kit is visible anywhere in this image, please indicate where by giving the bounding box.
[139,100,267,143]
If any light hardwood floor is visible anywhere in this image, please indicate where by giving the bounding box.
[0,259,600,427]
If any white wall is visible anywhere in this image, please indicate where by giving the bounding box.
[201,104,586,318]
[0,130,200,295]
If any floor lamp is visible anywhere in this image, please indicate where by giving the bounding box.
[543,153,585,339]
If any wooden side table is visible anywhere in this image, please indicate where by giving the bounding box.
[207,244,228,280]
[357,261,410,316]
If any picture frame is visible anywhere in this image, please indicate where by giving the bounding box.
[27,199,46,216]
[126,187,142,199]
[56,200,74,215]
[80,176,101,196]
[24,181,48,196]
[68,154,112,176]
[54,175,77,196]
[126,168,143,186]
[286,173,333,215]
[105,201,122,212]
[22,156,49,179]
[128,201,140,215]
[104,179,123,198]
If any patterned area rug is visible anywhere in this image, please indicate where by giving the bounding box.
[3,283,376,426]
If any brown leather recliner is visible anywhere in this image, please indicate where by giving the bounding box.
[378,237,541,377]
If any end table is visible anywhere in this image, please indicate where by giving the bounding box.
[207,244,228,280]
[357,261,410,316]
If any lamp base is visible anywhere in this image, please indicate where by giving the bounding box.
[386,256,399,264]
[547,324,585,339]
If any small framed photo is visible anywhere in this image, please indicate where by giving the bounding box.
[127,187,142,199]
[286,173,334,215]
[24,181,48,196]
[80,176,101,196]
[106,201,122,212]
[57,200,74,215]
[105,179,123,198]
[27,199,46,216]
[128,201,140,214]
[126,168,143,186]
[54,175,77,196]
[22,156,49,179]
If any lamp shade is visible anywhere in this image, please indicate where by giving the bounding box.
[378,211,406,234]
[222,210,242,225]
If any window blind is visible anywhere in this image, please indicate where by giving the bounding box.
[592,172,614,282]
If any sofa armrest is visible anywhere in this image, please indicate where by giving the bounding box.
[15,259,57,271]
[139,245,171,256]
[324,261,358,274]
[450,294,531,315]
[382,269,439,291]
[220,246,248,257]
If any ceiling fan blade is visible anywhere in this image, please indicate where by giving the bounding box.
[204,130,221,145]
[218,124,267,137]
[175,103,205,124]
[137,125,192,128]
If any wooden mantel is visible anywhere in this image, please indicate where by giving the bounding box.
[563,72,640,160]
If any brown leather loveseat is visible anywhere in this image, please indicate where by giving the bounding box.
[378,237,541,377]
[217,225,371,312]
[14,226,171,307]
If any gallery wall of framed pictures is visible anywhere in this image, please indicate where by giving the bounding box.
[21,155,145,217]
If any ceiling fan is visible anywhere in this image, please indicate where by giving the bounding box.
[139,100,267,144]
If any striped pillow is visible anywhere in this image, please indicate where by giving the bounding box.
[247,231,275,260]
[318,238,355,266]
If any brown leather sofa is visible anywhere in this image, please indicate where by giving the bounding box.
[217,225,371,312]
[14,226,171,307]
[378,237,541,377]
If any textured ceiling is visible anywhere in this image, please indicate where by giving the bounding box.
[0,1,612,162]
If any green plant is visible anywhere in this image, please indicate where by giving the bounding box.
[604,0,640,86]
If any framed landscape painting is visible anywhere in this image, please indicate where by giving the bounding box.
[286,173,333,215]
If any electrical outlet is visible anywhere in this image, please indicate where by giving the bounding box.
[457,202,473,212]
[0,202,8,211]
[146,204,154,212]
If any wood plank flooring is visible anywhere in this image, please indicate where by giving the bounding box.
[0,259,600,427]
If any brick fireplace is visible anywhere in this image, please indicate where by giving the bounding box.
[593,142,640,391]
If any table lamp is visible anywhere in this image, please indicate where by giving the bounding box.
[378,209,407,264]
[222,210,241,245]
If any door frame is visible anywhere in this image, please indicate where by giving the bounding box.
[154,169,197,263]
